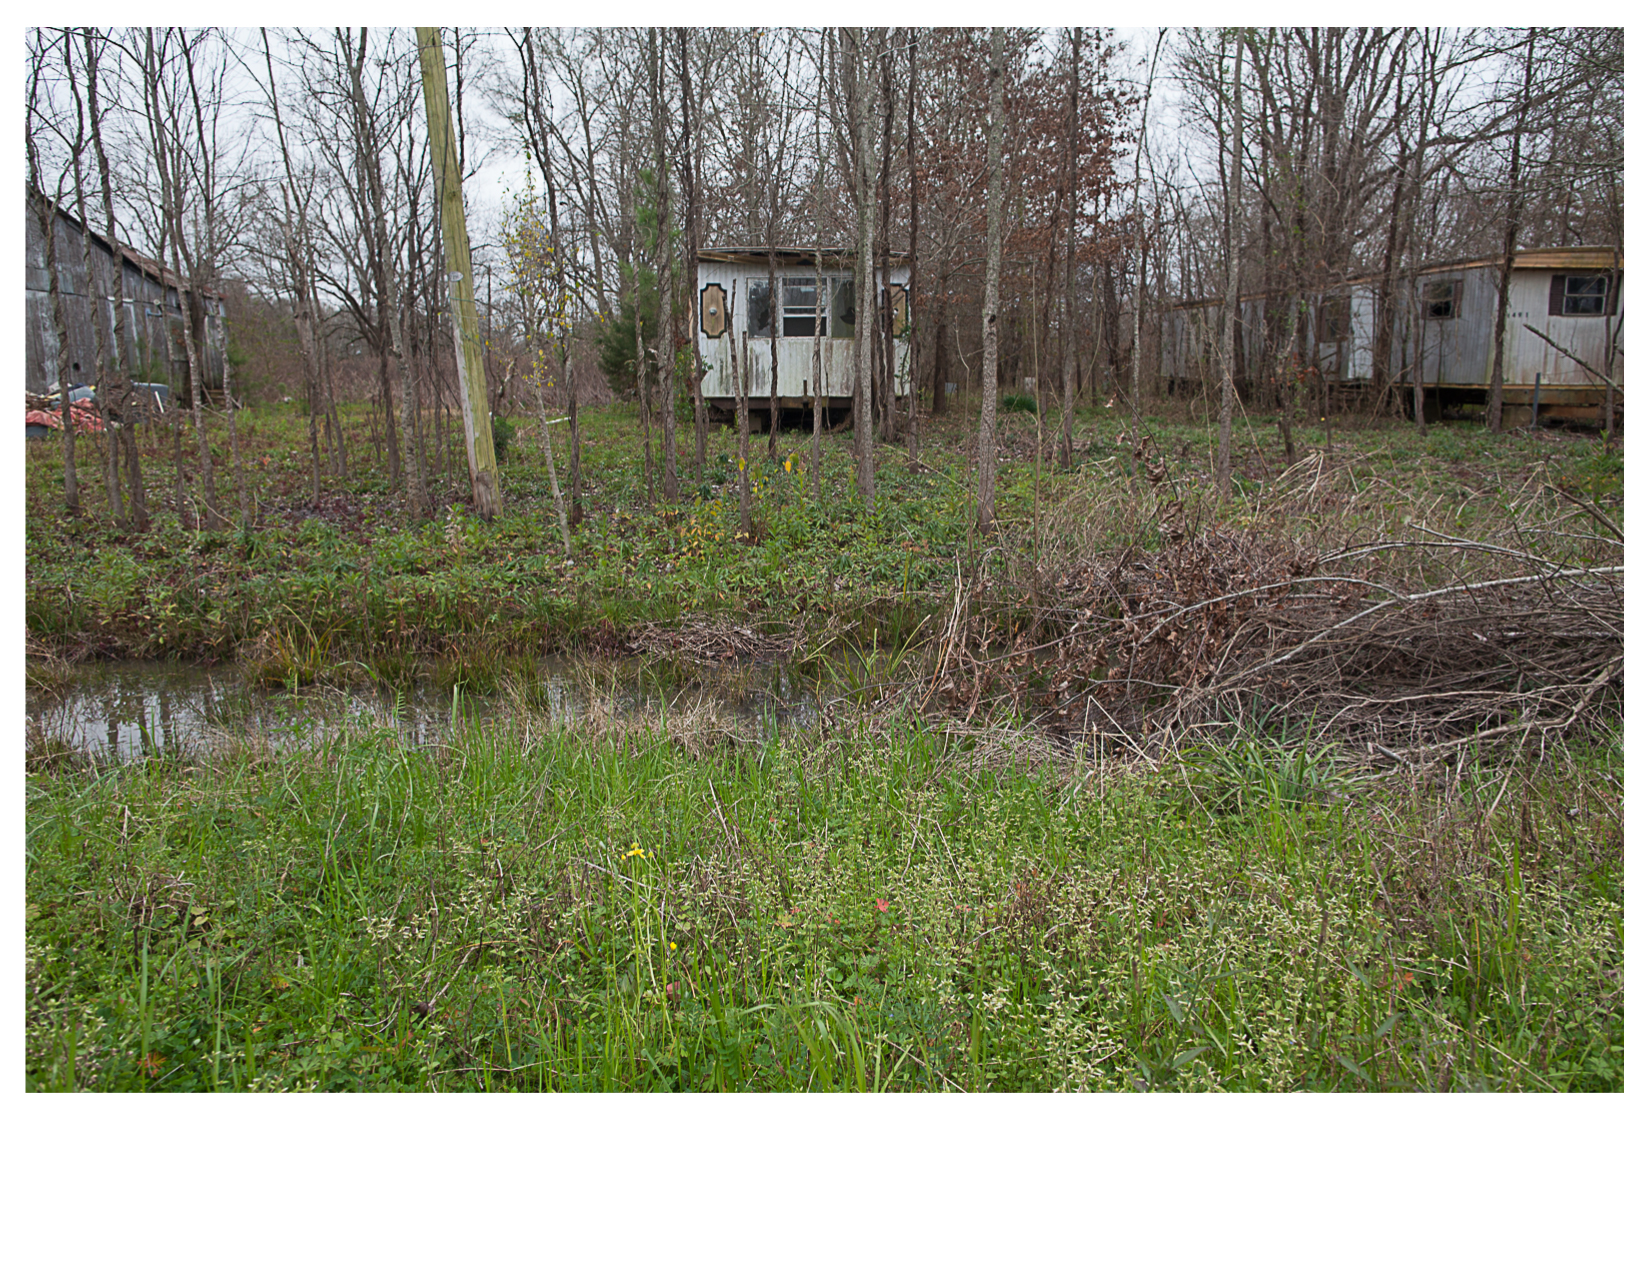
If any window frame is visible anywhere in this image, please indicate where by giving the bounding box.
[746,278,774,338]
[1549,272,1620,317]
[830,278,856,338]
[1422,277,1462,321]
[781,276,824,338]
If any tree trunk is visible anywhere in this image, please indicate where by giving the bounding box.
[878,31,897,444]
[1059,27,1080,469]
[64,40,120,526]
[86,30,147,529]
[977,27,1005,532]
[650,30,679,501]
[418,26,501,519]
[905,28,920,454]
[38,193,80,516]
[767,247,781,459]
[812,110,827,502]
[846,29,877,511]
[1216,31,1246,499]
[1129,31,1165,431]
[677,29,708,484]
[735,325,753,539]
[1487,29,1538,434]
[348,31,402,494]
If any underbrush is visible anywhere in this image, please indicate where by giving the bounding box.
[27,401,1617,686]
[24,717,1622,1092]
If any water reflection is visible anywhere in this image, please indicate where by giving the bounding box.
[26,658,818,763]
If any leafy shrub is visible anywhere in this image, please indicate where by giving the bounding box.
[491,416,516,464]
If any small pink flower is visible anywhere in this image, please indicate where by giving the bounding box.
[875,899,890,913]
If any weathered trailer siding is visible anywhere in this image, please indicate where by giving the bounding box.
[1162,248,1621,408]
[700,331,863,402]
[1409,264,1499,386]
[1497,269,1620,391]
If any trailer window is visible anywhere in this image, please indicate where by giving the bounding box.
[1423,278,1461,320]
[782,277,823,337]
[884,283,910,337]
[830,279,855,338]
[747,280,774,337]
[1557,270,1610,313]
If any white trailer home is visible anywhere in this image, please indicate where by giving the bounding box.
[1160,245,1622,422]
[695,246,910,425]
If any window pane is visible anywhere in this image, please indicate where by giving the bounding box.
[1564,275,1607,315]
[747,280,773,336]
[781,276,822,336]
[830,279,855,338]
[1423,279,1458,320]
[783,277,818,311]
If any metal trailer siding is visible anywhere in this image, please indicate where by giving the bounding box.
[1162,248,1622,407]
[1499,269,1619,389]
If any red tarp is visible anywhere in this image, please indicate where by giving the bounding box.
[26,404,105,433]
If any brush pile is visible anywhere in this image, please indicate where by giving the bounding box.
[627,616,797,662]
[929,462,1623,758]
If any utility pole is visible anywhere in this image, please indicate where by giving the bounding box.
[418,26,501,519]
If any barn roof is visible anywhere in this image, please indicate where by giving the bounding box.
[26,184,225,302]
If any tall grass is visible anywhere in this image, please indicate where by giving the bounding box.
[25,715,1621,1091]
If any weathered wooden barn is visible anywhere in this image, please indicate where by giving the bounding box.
[1160,246,1622,421]
[695,247,911,424]
[25,185,225,399]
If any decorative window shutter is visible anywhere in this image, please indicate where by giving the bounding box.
[700,283,727,338]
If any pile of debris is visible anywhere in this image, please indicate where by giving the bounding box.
[25,392,104,434]
[627,617,797,662]
[929,492,1623,759]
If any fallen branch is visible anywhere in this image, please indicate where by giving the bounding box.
[1521,323,1620,394]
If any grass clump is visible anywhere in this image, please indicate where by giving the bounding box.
[25,718,1621,1091]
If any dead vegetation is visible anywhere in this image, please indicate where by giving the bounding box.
[626,615,799,662]
[927,448,1623,760]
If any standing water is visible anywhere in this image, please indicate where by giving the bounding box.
[25,658,819,763]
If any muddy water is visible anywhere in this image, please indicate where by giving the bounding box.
[25,658,820,762]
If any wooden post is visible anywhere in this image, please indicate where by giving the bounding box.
[417,26,501,519]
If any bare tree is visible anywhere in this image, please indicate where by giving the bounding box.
[1215,28,1245,499]
[677,28,709,483]
[648,28,679,501]
[977,26,1005,532]
[514,26,585,523]
[56,34,123,526]
[1129,30,1166,433]
[139,26,225,530]
[1058,27,1081,468]
[84,27,148,529]
[1486,28,1538,434]
[841,28,878,511]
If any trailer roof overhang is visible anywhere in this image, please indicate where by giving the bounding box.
[699,245,911,269]
[1164,245,1623,312]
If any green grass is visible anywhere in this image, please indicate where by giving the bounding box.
[25,397,1619,670]
[24,715,1623,1091]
